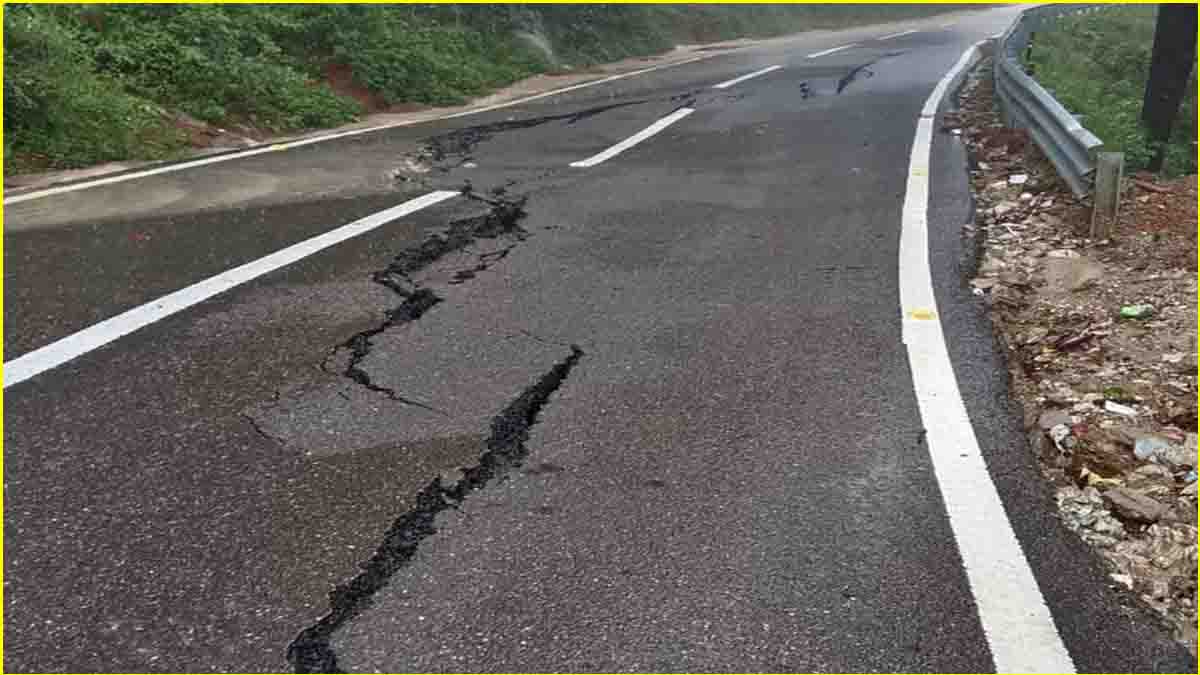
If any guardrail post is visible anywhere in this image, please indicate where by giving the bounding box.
[1024,31,1036,74]
[1091,151,1124,238]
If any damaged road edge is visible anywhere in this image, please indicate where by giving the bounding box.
[286,345,584,673]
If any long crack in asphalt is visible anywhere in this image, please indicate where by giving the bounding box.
[285,64,879,667]
[287,345,584,673]
[411,99,650,169]
[320,191,529,406]
[400,87,754,176]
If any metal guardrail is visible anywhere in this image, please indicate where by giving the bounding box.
[993,4,1104,197]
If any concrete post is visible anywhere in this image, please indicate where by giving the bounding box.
[1091,151,1124,239]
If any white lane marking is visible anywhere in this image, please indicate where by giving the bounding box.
[4,55,720,206]
[712,65,783,89]
[899,43,1076,673]
[877,29,919,41]
[806,43,859,58]
[569,108,695,168]
[3,190,461,388]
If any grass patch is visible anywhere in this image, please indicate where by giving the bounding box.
[1025,5,1196,176]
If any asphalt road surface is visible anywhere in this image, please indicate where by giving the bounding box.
[4,6,1196,673]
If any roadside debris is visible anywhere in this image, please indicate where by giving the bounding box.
[1120,303,1157,320]
[957,57,1198,654]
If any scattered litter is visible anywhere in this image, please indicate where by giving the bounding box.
[1104,401,1138,417]
[1082,467,1122,488]
[1134,435,1173,461]
[1009,173,1029,185]
[1119,304,1156,320]
[1050,422,1074,450]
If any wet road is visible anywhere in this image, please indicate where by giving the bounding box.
[4,7,1195,673]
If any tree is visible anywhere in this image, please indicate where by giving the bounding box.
[1141,3,1197,172]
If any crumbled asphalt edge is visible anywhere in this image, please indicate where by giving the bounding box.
[410,99,649,170]
[320,192,529,406]
[287,345,584,673]
[404,87,760,174]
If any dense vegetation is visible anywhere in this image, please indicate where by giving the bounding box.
[1025,5,1197,176]
[4,3,975,174]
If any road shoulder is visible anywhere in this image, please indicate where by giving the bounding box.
[928,51,1197,670]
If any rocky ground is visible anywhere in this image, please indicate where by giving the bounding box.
[951,58,1198,654]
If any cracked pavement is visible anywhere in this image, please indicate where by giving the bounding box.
[4,7,1196,674]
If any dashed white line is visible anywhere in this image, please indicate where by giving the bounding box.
[898,42,1076,673]
[568,108,695,168]
[2,190,461,388]
[877,29,918,41]
[712,65,783,89]
[4,54,721,206]
[806,43,859,58]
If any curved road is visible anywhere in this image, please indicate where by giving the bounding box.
[4,6,1195,673]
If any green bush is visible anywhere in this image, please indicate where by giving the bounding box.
[1026,6,1197,176]
[78,5,361,130]
[333,20,546,106]
[3,5,183,171]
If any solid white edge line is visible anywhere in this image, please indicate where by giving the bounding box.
[899,43,1076,673]
[877,29,919,41]
[569,108,695,168]
[806,43,858,58]
[712,65,783,90]
[2,190,461,388]
[4,55,720,206]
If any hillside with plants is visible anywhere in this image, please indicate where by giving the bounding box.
[1025,4,1197,176]
[4,3,976,174]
